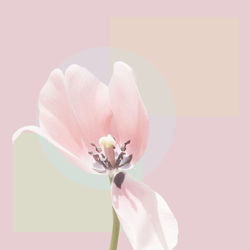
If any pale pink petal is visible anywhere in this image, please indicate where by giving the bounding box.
[39,68,86,158]
[38,67,111,174]
[12,126,102,174]
[109,62,149,163]
[112,173,178,250]
[65,65,113,146]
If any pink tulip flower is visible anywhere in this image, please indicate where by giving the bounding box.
[13,62,178,250]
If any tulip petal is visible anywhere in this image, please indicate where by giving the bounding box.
[39,68,86,158]
[38,67,111,175]
[112,173,178,250]
[109,62,149,163]
[12,126,101,174]
[65,65,113,146]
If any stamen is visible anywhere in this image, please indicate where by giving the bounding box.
[104,159,112,169]
[92,154,108,169]
[92,154,101,162]
[90,143,102,153]
[119,154,133,167]
[115,152,125,167]
[120,140,131,151]
[100,153,106,160]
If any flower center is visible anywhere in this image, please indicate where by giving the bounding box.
[88,134,133,174]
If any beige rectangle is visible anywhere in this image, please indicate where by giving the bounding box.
[110,17,239,116]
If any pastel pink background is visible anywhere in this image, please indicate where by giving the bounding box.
[1,0,250,249]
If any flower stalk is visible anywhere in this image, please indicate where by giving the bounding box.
[110,205,120,250]
[109,177,120,250]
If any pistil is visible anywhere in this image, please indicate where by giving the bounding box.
[103,146,116,167]
[99,134,116,167]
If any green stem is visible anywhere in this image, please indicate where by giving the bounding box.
[109,207,120,250]
[109,177,120,250]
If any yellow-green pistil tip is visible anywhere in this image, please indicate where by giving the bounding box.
[99,134,116,148]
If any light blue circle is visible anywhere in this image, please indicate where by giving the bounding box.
[38,47,176,189]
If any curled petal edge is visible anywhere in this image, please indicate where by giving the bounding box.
[12,125,105,175]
